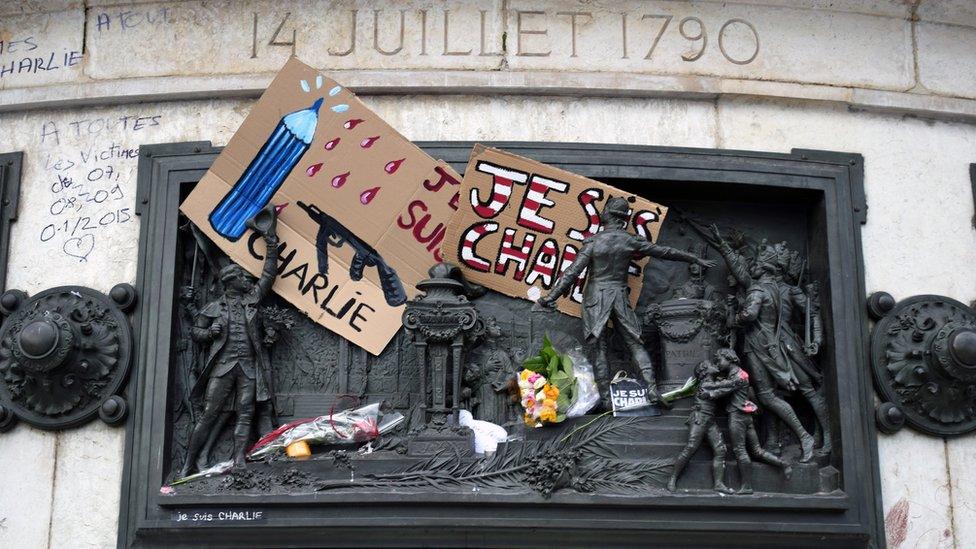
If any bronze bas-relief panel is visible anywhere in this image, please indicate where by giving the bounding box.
[119,142,881,547]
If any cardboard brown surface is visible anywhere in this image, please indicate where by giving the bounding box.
[443,145,669,317]
[180,58,462,355]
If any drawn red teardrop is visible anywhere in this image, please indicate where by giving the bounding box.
[324,137,340,150]
[360,186,380,205]
[331,172,350,188]
[274,202,289,214]
[344,118,364,130]
[360,136,380,148]
[384,158,405,174]
[305,163,323,177]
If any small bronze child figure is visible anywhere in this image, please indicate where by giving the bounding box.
[667,357,733,494]
[536,196,714,407]
[702,349,792,494]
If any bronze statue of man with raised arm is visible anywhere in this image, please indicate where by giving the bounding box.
[535,197,714,407]
[180,207,280,476]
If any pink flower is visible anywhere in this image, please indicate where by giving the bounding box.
[737,369,750,381]
[743,400,758,413]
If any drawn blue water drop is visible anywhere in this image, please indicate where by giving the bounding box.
[300,80,310,93]
[315,75,323,90]
[331,104,349,113]
[329,85,342,96]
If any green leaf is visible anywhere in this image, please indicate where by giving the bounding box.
[548,355,559,376]
[560,354,573,374]
[522,356,544,369]
[556,391,571,411]
[540,335,557,362]
[554,412,567,423]
[551,370,570,381]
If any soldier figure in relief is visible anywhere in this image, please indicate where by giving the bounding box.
[535,196,715,406]
[180,209,280,477]
[709,227,829,462]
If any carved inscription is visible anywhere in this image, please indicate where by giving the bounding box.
[246,7,759,66]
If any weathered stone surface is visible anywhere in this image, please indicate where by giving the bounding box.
[84,0,505,80]
[878,431,955,549]
[364,94,718,148]
[716,97,976,302]
[918,0,976,28]
[947,436,976,549]
[0,1,80,17]
[758,0,909,17]
[48,423,125,549]
[81,0,918,91]
[917,21,976,100]
[0,99,250,295]
[504,0,914,91]
[2,0,975,126]
[0,8,86,90]
[0,427,56,549]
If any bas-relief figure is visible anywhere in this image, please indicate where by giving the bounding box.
[167,197,836,500]
[180,206,280,476]
[535,196,716,408]
[463,316,522,426]
[705,225,830,461]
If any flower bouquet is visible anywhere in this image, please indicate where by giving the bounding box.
[246,402,403,460]
[518,336,583,427]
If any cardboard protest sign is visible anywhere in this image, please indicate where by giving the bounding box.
[444,145,668,317]
[181,58,462,355]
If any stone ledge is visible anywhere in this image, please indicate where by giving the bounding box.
[2,69,975,123]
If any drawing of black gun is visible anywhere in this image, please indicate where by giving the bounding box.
[297,201,408,307]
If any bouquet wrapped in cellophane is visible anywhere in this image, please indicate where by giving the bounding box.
[247,402,404,460]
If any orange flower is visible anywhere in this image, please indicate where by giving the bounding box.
[539,407,557,422]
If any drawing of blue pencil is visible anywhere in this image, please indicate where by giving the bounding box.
[209,97,323,241]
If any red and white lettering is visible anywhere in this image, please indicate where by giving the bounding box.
[471,161,528,219]
[558,243,586,303]
[458,221,499,272]
[517,174,568,233]
[632,208,662,241]
[525,238,560,288]
[558,244,577,276]
[566,188,604,241]
[494,228,536,282]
